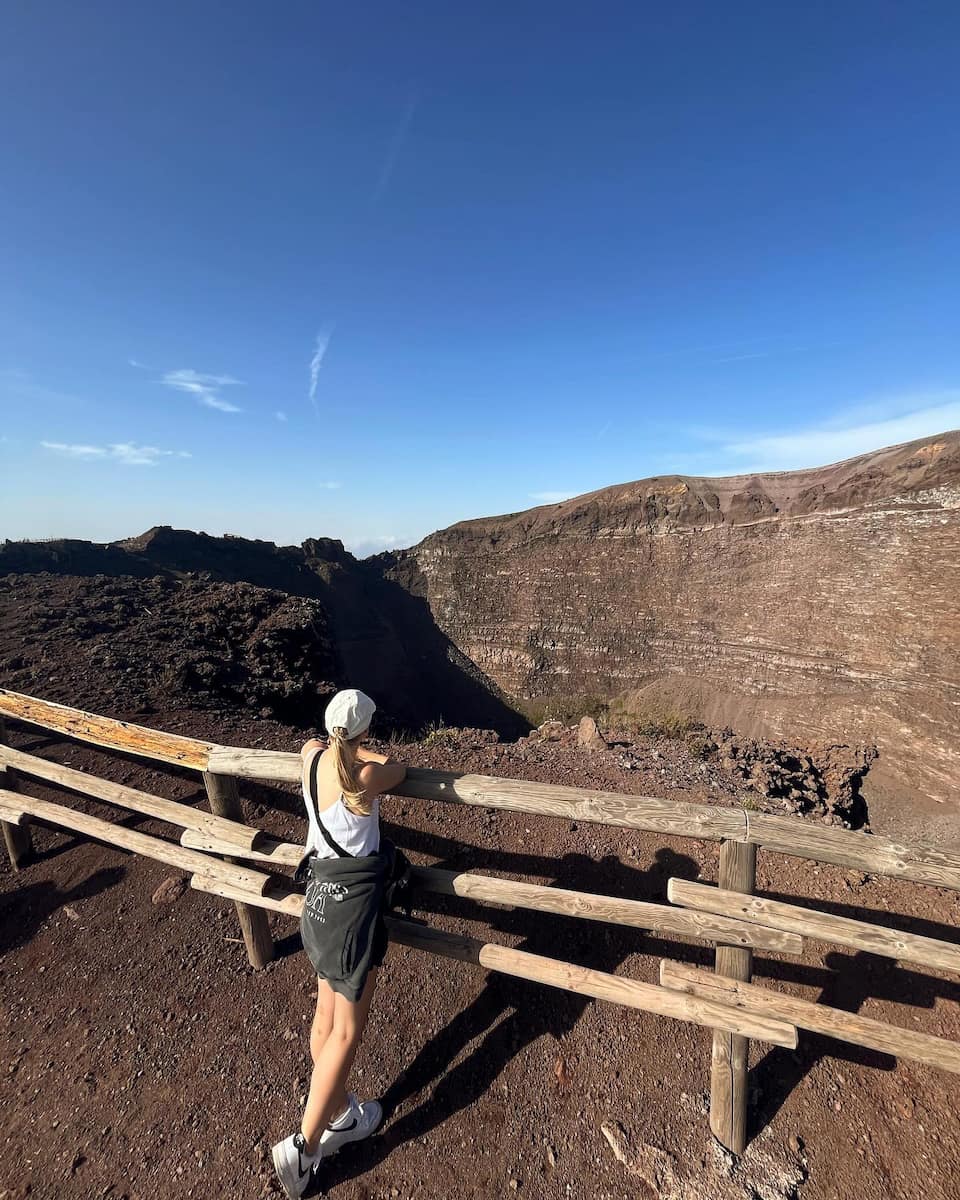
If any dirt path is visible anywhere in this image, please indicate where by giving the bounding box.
[2,712,959,1200]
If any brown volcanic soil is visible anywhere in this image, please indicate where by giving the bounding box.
[2,705,960,1200]
[0,573,337,726]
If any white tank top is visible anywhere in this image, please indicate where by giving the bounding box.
[303,752,380,859]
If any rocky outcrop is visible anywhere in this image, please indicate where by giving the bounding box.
[384,432,960,804]
[712,733,876,827]
[0,573,339,722]
[0,527,524,735]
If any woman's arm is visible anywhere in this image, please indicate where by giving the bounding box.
[355,746,392,765]
[357,753,407,796]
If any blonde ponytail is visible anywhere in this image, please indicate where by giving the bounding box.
[329,727,371,816]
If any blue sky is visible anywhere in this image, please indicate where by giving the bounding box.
[2,2,959,555]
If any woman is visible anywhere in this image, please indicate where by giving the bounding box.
[272,688,407,1199]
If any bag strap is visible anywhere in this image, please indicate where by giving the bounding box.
[307,750,353,859]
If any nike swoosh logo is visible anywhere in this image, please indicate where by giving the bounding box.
[329,1117,358,1132]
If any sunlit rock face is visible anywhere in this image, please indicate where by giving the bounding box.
[385,432,960,804]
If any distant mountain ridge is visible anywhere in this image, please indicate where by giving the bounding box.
[422,428,960,543]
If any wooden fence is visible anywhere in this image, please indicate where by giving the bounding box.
[1,686,959,1156]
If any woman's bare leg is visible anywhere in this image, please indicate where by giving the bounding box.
[301,969,378,1152]
[310,979,336,1066]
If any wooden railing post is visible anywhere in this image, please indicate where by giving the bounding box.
[202,771,273,968]
[0,718,33,871]
[709,839,757,1153]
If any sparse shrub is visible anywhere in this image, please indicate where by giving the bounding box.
[515,694,607,727]
[685,734,717,760]
[421,721,462,749]
[607,695,698,739]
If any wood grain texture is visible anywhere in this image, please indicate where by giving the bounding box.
[0,742,259,850]
[0,794,30,826]
[411,866,802,953]
[7,788,274,895]
[206,746,301,781]
[660,960,960,1076]
[0,687,214,770]
[177,840,800,952]
[476,940,795,1046]
[744,812,960,892]
[206,750,749,839]
[190,873,305,917]
[669,878,960,974]
[710,840,757,1155]
[145,749,960,892]
[180,828,303,866]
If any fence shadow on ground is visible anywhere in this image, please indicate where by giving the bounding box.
[313,820,960,1188]
[0,866,125,956]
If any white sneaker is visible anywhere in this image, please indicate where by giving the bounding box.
[319,1092,383,1156]
[271,1131,322,1199]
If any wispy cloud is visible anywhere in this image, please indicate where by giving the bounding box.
[529,490,578,504]
[159,368,244,413]
[371,93,419,206]
[41,441,192,467]
[199,393,243,413]
[686,391,960,474]
[308,327,334,413]
[41,441,105,460]
[274,410,288,422]
[317,480,342,490]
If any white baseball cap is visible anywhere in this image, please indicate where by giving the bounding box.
[324,688,376,739]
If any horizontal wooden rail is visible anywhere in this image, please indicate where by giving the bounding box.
[4,687,960,892]
[179,830,801,952]
[206,745,300,780]
[190,872,305,916]
[394,924,797,1047]
[187,873,796,1047]
[660,960,960,1076]
[0,742,260,851]
[207,748,750,840]
[0,798,29,826]
[4,788,273,896]
[668,879,960,975]
[181,828,302,866]
[0,687,213,770]
[178,757,960,892]
[743,812,960,892]
[411,866,802,953]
